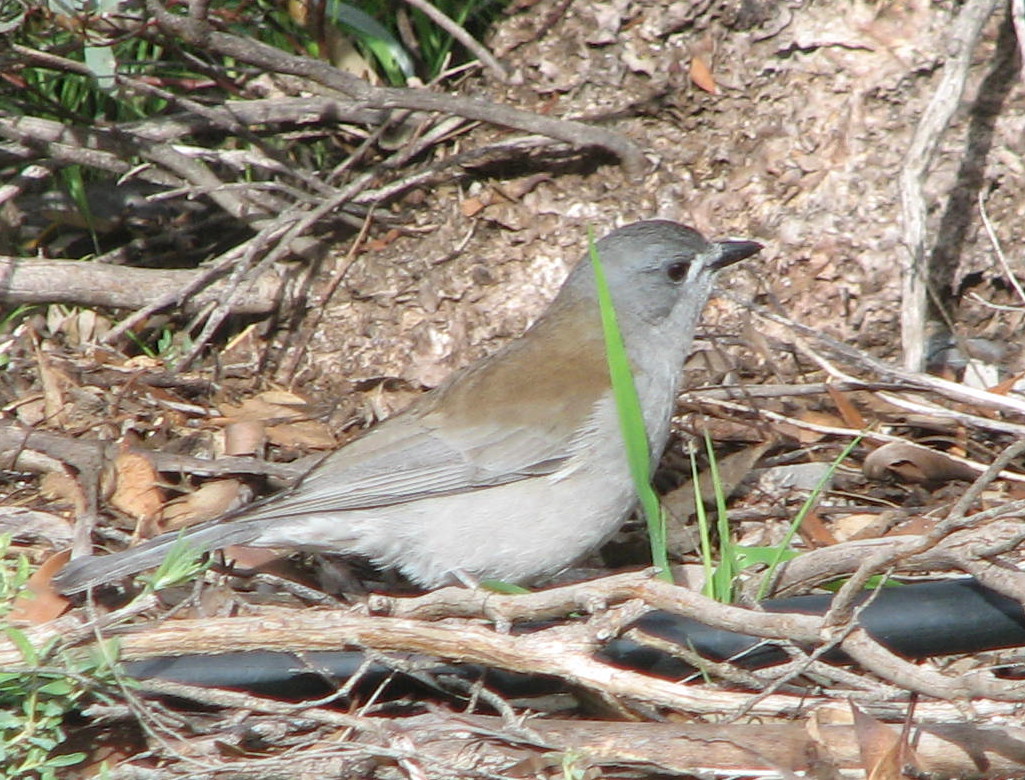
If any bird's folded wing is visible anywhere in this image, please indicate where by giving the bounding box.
[231,411,577,521]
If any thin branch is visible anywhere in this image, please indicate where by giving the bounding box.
[897,0,1000,371]
[0,256,282,316]
[400,0,509,82]
[142,0,644,175]
[979,188,1025,305]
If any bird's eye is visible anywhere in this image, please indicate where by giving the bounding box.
[666,261,689,282]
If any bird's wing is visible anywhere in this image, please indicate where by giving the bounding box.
[236,316,611,522]
[232,409,577,522]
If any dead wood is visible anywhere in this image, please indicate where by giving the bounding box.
[0,256,284,315]
[898,0,1002,371]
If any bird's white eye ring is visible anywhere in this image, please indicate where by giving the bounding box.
[666,261,689,282]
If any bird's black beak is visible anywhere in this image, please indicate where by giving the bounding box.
[711,239,763,270]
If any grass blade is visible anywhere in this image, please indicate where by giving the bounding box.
[588,228,671,582]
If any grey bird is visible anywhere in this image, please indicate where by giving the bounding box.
[55,221,761,594]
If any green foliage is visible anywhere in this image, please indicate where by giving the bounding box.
[327,0,504,81]
[58,165,100,255]
[2,0,506,125]
[327,0,415,84]
[479,579,530,595]
[6,14,160,123]
[124,324,195,367]
[755,436,863,599]
[588,229,672,583]
[0,535,32,613]
[412,0,503,79]
[137,531,210,593]
[694,436,863,602]
[0,535,119,780]
[153,326,195,367]
[3,0,507,250]
[692,444,716,598]
[693,433,741,601]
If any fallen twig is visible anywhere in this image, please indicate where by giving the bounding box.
[897,0,1001,370]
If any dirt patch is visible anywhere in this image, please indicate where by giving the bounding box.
[294,0,1024,417]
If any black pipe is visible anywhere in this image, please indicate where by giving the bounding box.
[124,578,1025,698]
[600,578,1025,677]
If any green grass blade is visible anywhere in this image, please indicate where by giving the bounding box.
[325,0,416,82]
[756,435,863,599]
[588,228,671,582]
[706,431,737,602]
[139,531,210,593]
[689,441,715,596]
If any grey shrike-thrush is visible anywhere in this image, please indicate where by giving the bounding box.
[55,220,762,593]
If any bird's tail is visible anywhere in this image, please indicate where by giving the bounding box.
[53,518,268,594]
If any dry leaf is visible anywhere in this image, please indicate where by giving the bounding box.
[259,390,309,407]
[826,384,866,429]
[14,396,46,426]
[33,338,72,428]
[850,701,920,779]
[666,442,771,519]
[110,450,164,522]
[793,409,847,443]
[863,441,977,485]
[39,470,87,514]
[224,419,267,456]
[160,479,248,532]
[797,509,838,546]
[830,512,892,542]
[690,55,718,94]
[364,228,400,253]
[989,370,1025,396]
[886,514,935,536]
[266,420,337,449]
[219,390,310,423]
[9,549,71,625]
[460,196,487,217]
[494,173,551,201]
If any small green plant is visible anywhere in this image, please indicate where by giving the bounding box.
[324,0,504,82]
[692,433,741,601]
[137,531,210,593]
[0,535,120,779]
[153,327,195,366]
[692,436,863,602]
[124,325,195,366]
[59,165,100,255]
[0,534,32,611]
[754,436,862,599]
[327,0,415,84]
[589,230,672,582]
[0,305,36,333]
